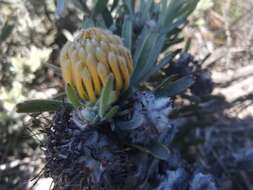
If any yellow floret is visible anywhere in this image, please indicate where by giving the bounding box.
[59,27,134,103]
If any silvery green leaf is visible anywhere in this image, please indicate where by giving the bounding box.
[159,0,183,26]
[103,106,119,120]
[143,54,173,81]
[123,0,134,17]
[159,0,199,32]
[122,15,133,49]
[93,0,109,17]
[131,0,199,86]
[102,7,113,28]
[115,112,144,130]
[138,34,166,82]
[66,84,81,108]
[16,100,70,113]
[132,140,170,161]
[132,29,159,84]
[133,26,152,66]
[142,54,174,82]
[99,76,114,117]
[177,0,199,19]
[147,140,171,160]
[156,75,194,97]
[159,0,181,26]
[156,75,178,90]
[139,0,153,23]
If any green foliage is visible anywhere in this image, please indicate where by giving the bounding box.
[101,7,114,27]
[131,0,199,85]
[142,54,174,82]
[132,140,171,161]
[92,0,109,18]
[147,140,171,160]
[122,15,133,49]
[156,75,195,97]
[16,99,70,113]
[123,0,134,17]
[66,84,82,108]
[104,105,119,120]
[99,76,116,118]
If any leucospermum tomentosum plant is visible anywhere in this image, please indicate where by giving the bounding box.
[17,0,217,190]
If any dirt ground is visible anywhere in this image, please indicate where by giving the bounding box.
[189,0,253,119]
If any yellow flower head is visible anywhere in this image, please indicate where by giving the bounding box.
[59,27,133,103]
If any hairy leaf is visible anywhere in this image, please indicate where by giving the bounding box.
[102,8,113,27]
[132,28,157,84]
[138,34,166,82]
[104,106,119,120]
[66,84,81,108]
[132,140,170,160]
[143,54,174,82]
[16,100,70,113]
[116,112,144,130]
[99,76,114,117]
[123,0,134,17]
[148,140,171,160]
[156,75,194,97]
[122,15,133,49]
[93,0,109,17]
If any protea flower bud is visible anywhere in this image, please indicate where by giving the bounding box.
[59,27,134,103]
